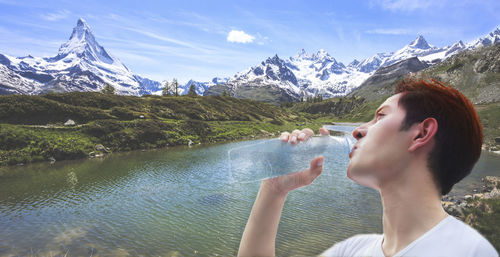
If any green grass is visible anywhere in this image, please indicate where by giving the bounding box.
[476,102,500,149]
[0,124,97,165]
[0,92,324,165]
[463,198,500,252]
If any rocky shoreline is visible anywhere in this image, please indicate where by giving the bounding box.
[442,176,500,219]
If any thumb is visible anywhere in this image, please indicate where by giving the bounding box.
[308,156,324,182]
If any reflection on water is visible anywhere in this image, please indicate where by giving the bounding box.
[0,125,499,256]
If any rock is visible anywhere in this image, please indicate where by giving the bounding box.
[87,247,98,256]
[88,151,96,158]
[472,193,484,199]
[442,201,463,217]
[165,251,181,257]
[139,115,145,119]
[464,195,472,200]
[495,137,500,144]
[260,129,273,137]
[94,144,110,153]
[483,176,500,190]
[95,144,105,151]
[483,188,500,199]
[64,119,76,126]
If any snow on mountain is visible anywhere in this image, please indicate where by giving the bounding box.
[419,40,466,65]
[227,54,302,96]
[355,35,468,75]
[285,49,370,97]
[180,77,229,95]
[381,35,443,67]
[0,18,162,95]
[356,52,393,73]
[467,28,500,49]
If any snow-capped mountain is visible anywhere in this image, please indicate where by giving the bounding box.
[355,35,466,73]
[227,54,302,96]
[285,49,371,97]
[0,18,161,95]
[180,77,228,95]
[468,28,500,49]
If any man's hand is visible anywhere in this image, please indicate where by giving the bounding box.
[238,127,330,257]
[279,127,330,144]
[262,127,331,196]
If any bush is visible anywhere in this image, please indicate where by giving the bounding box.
[110,107,136,120]
[82,120,125,138]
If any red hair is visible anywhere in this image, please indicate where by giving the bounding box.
[395,78,483,195]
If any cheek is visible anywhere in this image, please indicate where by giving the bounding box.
[347,128,408,180]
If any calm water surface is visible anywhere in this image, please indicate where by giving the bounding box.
[1,125,499,256]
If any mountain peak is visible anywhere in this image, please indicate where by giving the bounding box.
[57,18,117,65]
[491,27,500,36]
[76,18,88,27]
[409,35,431,49]
[69,18,93,41]
[265,54,284,65]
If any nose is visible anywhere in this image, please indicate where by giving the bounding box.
[352,124,366,140]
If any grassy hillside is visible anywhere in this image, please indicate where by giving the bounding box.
[424,44,500,104]
[0,92,323,165]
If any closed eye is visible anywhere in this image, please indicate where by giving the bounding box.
[376,113,385,121]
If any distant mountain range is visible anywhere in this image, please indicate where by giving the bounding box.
[0,18,162,95]
[203,29,500,103]
[1,18,499,103]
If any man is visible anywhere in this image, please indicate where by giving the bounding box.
[238,78,498,257]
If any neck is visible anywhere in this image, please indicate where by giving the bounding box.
[379,161,448,257]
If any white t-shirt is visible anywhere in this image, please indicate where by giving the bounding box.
[320,215,498,257]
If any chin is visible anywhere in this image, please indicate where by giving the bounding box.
[346,162,380,190]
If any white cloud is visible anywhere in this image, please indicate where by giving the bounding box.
[41,10,70,21]
[227,30,255,43]
[370,0,437,12]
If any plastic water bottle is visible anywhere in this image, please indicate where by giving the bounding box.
[228,129,355,183]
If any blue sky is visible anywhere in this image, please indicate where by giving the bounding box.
[0,0,499,83]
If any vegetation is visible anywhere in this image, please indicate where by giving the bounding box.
[0,92,323,165]
[101,83,115,95]
[187,84,197,97]
[462,193,500,252]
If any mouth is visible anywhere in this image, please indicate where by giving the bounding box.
[349,146,358,159]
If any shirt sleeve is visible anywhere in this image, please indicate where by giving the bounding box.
[470,236,499,257]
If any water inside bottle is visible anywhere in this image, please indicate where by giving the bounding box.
[228,129,355,183]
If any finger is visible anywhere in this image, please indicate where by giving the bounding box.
[319,127,330,136]
[290,129,301,145]
[298,128,314,141]
[292,156,325,185]
[280,131,290,142]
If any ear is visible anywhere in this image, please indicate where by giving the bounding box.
[408,117,438,152]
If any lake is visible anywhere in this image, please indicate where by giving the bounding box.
[1,125,499,256]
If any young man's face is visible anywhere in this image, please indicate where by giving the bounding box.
[347,93,415,190]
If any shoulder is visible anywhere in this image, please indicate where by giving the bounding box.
[433,216,498,256]
[319,234,382,257]
[447,216,498,256]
